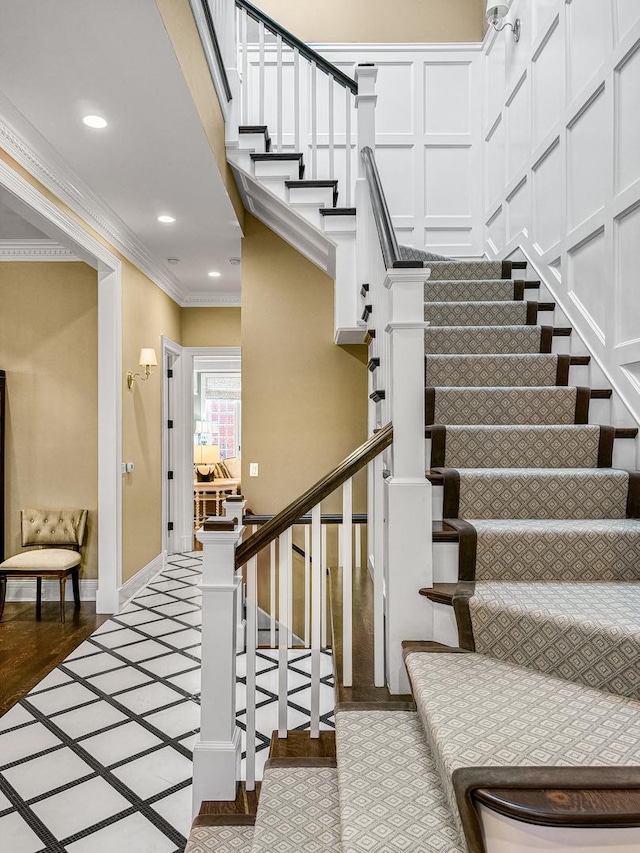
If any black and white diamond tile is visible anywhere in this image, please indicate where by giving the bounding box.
[0,553,335,852]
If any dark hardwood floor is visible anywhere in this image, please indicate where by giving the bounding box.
[0,600,109,717]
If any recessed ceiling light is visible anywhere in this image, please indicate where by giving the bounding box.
[208,271,221,278]
[157,215,176,224]
[167,257,181,265]
[229,257,241,266]
[82,115,107,129]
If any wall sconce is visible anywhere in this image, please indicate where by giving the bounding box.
[486,2,521,42]
[127,348,157,389]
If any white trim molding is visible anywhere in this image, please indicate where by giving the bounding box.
[118,552,165,611]
[4,578,99,602]
[0,238,80,261]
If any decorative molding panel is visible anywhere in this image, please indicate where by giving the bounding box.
[0,239,80,261]
[118,552,165,611]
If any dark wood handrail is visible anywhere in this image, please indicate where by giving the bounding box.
[361,146,422,271]
[235,423,392,568]
[244,513,367,526]
[235,0,358,94]
[199,0,233,102]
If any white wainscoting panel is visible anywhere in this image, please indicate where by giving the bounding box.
[483,0,640,426]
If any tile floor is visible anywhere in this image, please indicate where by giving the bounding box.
[0,553,335,852]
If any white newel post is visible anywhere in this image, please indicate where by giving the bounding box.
[384,270,433,694]
[222,0,240,148]
[192,515,244,814]
[223,495,247,653]
[355,64,378,299]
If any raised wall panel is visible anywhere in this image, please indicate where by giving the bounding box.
[486,117,505,206]
[533,0,561,39]
[569,228,607,343]
[485,37,506,125]
[616,203,640,345]
[376,146,415,217]
[425,147,471,217]
[487,206,506,253]
[425,228,473,250]
[374,63,415,136]
[507,179,530,242]
[424,62,471,135]
[616,43,640,194]
[506,74,530,182]
[567,87,608,230]
[532,18,564,148]
[567,0,608,102]
[533,139,562,252]
[616,0,640,41]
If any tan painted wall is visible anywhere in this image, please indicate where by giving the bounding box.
[122,261,181,583]
[256,0,485,43]
[155,0,245,226]
[0,262,98,578]
[241,214,368,515]
[181,307,241,347]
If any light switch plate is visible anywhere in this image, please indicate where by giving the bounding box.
[249,462,259,477]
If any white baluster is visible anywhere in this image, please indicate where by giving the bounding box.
[286,525,293,647]
[328,76,335,180]
[345,89,352,207]
[354,521,361,569]
[311,60,317,179]
[321,523,327,648]
[276,34,283,152]
[245,551,257,790]
[304,524,310,647]
[241,10,248,125]
[278,531,288,737]
[373,453,385,687]
[258,21,265,125]
[310,503,321,737]
[342,478,353,687]
[294,48,301,153]
[270,538,276,648]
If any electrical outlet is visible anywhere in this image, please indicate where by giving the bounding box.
[249,462,259,477]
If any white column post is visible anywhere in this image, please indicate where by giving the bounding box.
[192,515,244,814]
[224,495,247,653]
[383,269,433,694]
[355,64,378,318]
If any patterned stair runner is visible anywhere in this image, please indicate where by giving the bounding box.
[186,823,254,853]
[426,260,508,280]
[424,279,523,302]
[424,325,550,354]
[335,709,464,853]
[424,300,533,326]
[425,385,587,425]
[425,353,566,387]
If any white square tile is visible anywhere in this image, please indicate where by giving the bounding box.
[0,704,34,732]
[28,668,73,694]
[151,784,193,838]
[249,701,310,737]
[139,652,197,678]
[145,701,201,739]
[167,669,201,695]
[133,619,183,638]
[113,609,164,627]
[64,641,101,661]
[88,667,153,695]
[185,645,201,660]
[113,682,185,716]
[0,811,45,853]
[178,733,198,752]
[92,619,124,635]
[3,746,93,800]
[80,721,163,766]
[54,700,129,739]
[110,639,173,663]
[32,776,130,839]
[0,789,12,810]
[92,627,148,649]
[133,593,176,608]
[0,722,62,766]
[28,682,98,716]
[164,568,199,580]
[111,746,192,798]
[151,601,200,617]
[62,652,124,679]
[146,580,185,593]
[66,812,176,853]
[159,628,201,650]
[172,610,202,626]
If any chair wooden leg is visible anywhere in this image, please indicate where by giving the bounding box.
[72,569,80,610]
[36,577,42,619]
[59,576,66,623]
[0,575,6,621]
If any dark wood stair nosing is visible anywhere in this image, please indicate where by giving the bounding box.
[590,389,613,399]
[320,207,356,216]
[425,426,637,439]
[524,281,541,289]
[239,124,272,151]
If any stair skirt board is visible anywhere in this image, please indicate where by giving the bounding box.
[425,353,569,387]
[429,424,616,469]
[424,325,553,354]
[424,279,524,302]
[425,386,590,426]
[452,581,640,700]
[434,467,635,520]
[424,300,536,327]
[445,518,640,582]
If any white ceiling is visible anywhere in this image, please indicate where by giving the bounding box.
[0,0,242,303]
[0,189,48,239]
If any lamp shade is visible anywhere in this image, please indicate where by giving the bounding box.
[486,2,509,22]
[139,347,157,367]
[194,444,221,465]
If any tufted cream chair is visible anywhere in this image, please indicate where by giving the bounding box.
[0,509,88,623]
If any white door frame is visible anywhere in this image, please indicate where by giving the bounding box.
[0,160,122,613]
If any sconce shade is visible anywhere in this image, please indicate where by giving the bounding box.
[194,444,221,465]
[486,2,509,22]
[139,347,157,368]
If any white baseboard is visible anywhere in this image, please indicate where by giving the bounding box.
[4,578,99,601]
[118,552,165,612]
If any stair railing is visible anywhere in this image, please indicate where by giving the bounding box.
[192,424,392,810]
[233,0,358,204]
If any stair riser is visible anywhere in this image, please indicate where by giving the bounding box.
[424,280,523,302]
[287,186,335,206]
[424,302,534,327]
[425,354,564,387]
[425,260,509,280]
[424,326,548,355]
[238,133,269,153]
[425,387,588,426]
[253,160,301,180]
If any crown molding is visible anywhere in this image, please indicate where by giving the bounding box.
[0,92,184,304]
[0,238,81,261]
[181,291,241,306]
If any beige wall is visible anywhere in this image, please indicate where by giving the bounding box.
[0,262,99,578]
[241,215,368,515]
[181,307,241,348]
[256,0,484,43]
[122,261,181,583]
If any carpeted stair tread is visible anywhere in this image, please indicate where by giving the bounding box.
[424,279,521,302]
[404,649,640,844]
[464,581,640,699]
[186,824,254,853]
[250,764,341,853]
[425,353,563,387]
[424,301,531,327]
[425,260,507,280]
[424,325,548,354]
[430,424,614,468]
[335,709,464,853]
[459,518,640,582]
[425,386,585,425]
[439,467,631,520]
